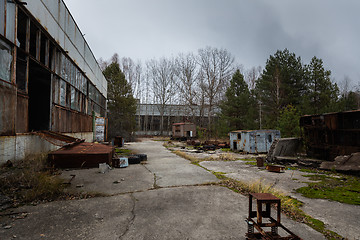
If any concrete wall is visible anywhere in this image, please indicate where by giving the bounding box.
[0,134,62,164]
[63,132,93,142]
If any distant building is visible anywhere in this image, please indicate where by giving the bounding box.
[230,130,281,153]
[135,103,219,136]
[0,0,107,163]
[172,122,196,139]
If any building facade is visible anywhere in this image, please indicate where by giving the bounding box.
[0,0,107,163]
[135,103,219,136]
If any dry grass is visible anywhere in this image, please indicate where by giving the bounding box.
[173,150,200,164]
[0,154,65,206]
[204,153,237,161]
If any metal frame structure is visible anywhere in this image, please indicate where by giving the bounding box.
[246,193,301,240]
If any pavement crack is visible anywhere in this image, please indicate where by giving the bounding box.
[141,164,160,189]
[119,193,136,239]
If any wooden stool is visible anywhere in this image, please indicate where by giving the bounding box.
[246,193,301,240]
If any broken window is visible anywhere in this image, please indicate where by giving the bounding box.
[29,21,37,57]
[59,79,66,106]
[55,49,61,75]
[6,0,15,43]
[61,53,67,80]
[0,39,13,82]
[49,42,55,70]
[0,0,4,35]
[52,76,59,104]
[70,86,76,110]
[40,32,47,65]
[66,83,71,107]
[16,50,27,91]
[17,8,28,51]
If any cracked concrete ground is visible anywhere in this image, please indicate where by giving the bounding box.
[0,139,324,240]
[200,160,360,240]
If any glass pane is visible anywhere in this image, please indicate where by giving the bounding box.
[60,80,66,106]
[0,0,4,35]
[0,39,12,82]
[53,77,59,104]
[6,1,15,43]
[70,86,75,109]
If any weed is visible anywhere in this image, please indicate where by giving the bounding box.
[297,174,360,205]
[173,150,200,164]
[221,148,231,152]
[0,154,65,206]
[114,148,133,156]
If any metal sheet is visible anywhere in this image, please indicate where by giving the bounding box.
[48,142,114,168]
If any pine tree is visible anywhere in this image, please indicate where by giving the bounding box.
[103,56,137,139]
[256,49,305,128]
[303,56,339,114]
[220,70,257,131]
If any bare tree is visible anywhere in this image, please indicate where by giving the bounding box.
[339,75,352,97]
[245,66,262,90]
[119,57,143,100]
[147,57,176,135]
[197,46,235,127]
[174,53,199,122]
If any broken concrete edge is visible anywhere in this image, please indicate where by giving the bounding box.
[320,152,360,174]
[170,149,345,240]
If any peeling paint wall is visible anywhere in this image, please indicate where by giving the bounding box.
[230,130,281,153]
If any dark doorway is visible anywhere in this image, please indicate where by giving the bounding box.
[233,141,237,150]
[28,59,51,131]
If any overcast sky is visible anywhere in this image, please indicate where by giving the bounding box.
[63,0,360,88]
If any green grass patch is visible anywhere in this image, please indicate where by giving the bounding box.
[114,148,133,156]
[296,174,360,205]
[240,158,256,162]
[221,148,231,152]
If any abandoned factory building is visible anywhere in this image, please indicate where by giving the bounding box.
[0,0,107,163]
[135,103,219,136]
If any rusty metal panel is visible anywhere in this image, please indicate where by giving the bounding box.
[300,110,360,161]
[51,105,92,133]
[16,92,28,133]
[0,82,16,135]
[48,142,114,168]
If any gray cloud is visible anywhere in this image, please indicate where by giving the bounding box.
[64,0,360,86]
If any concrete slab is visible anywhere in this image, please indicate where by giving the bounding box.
[200,160,360,240]
[61,165,154,195]
[0,195,134,240]
[126,140,219,187]
[0,186,324,240]
[124,186,324,240]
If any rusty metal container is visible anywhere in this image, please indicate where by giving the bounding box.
[114,136,124,147]
[48,142,114,168]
